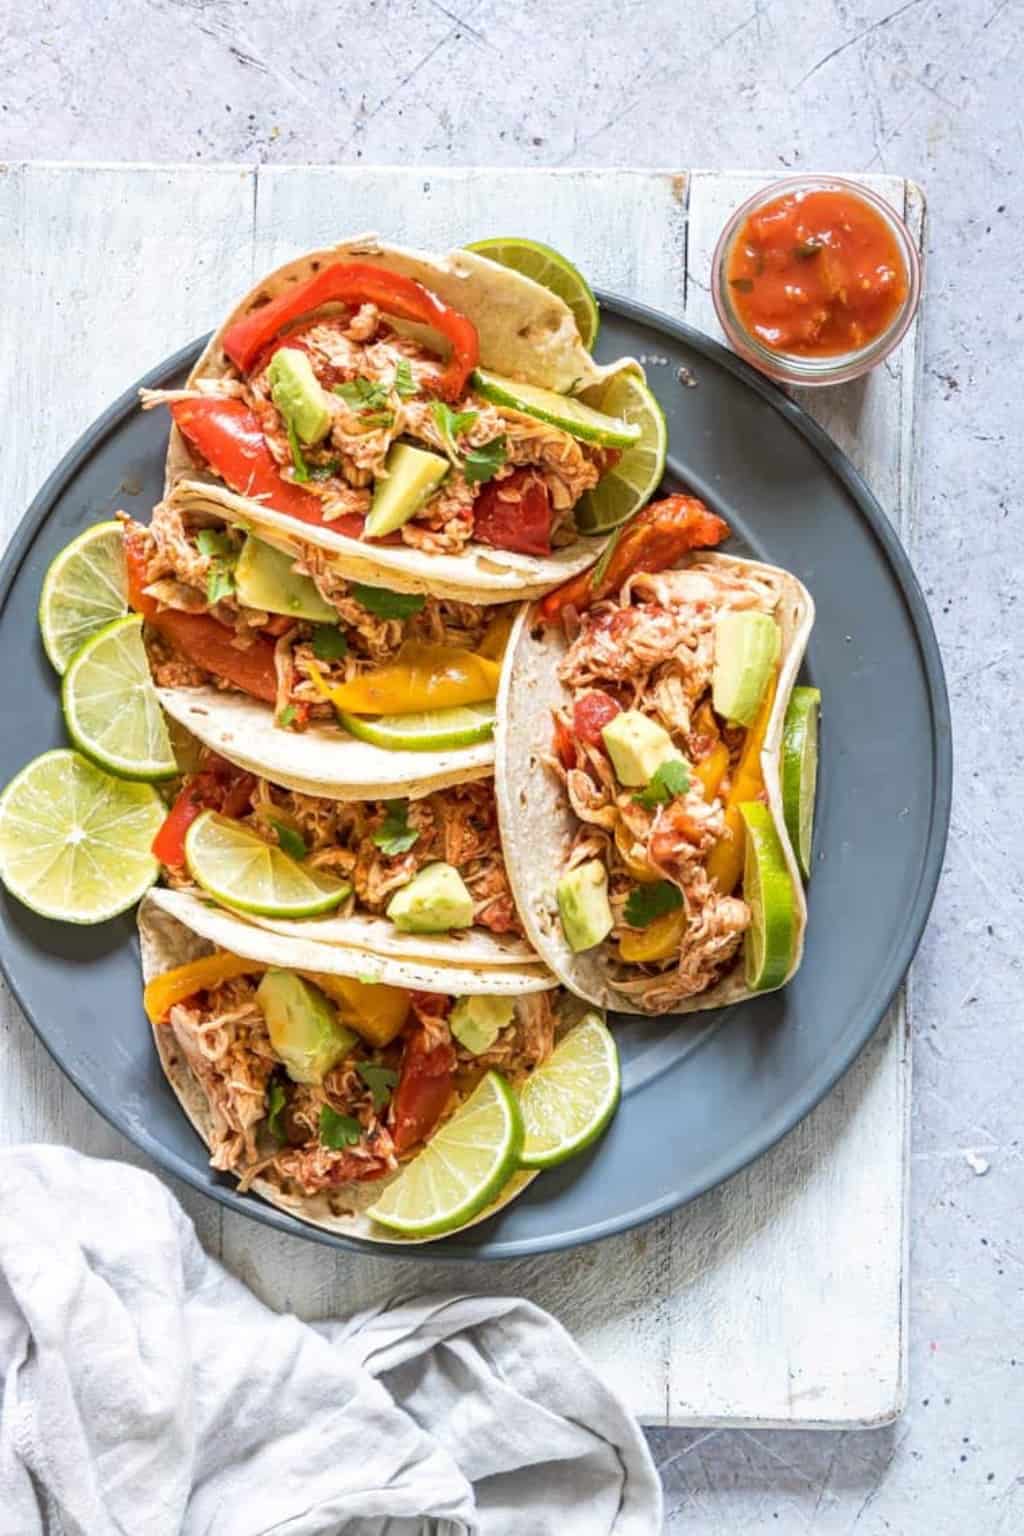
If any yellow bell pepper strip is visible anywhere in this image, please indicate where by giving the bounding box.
[308,642,502,717]
[614,820,661,883]
[477,610,514,662]
[693,741,731,803]
[303,973,410,1048]
[706,673,778,895]
[144,951,265,1024]
[618,906,687,963]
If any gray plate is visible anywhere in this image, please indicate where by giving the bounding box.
[0,297,951,1259]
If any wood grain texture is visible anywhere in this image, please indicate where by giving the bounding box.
[0,162,920,1428]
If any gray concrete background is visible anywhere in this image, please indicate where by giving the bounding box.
[2,1,1021,1530]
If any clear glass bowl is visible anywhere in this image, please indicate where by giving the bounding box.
[711,175,921,387]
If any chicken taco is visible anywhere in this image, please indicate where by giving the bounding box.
[496,495,816,1015]
[142,235,643,602]
[153,747,543,977]
[139,887,598,1242]
[120,508,515,798]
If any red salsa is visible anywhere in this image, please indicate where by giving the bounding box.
[726,188,908,356]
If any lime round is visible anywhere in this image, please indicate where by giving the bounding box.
[0,749,163,923]
[574,371,667,534]
[472,368,640,449]
[466,237,600,349]
[367,1070,523,1237]
[338,701,496,752]
[39,521,127,674]
[782,686,821,880]
[738,801,797,992]
[184,810,350,917]
[518,1011,619,1168]
[61,614,177,781]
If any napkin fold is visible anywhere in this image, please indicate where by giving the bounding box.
[0,1147,661,1534]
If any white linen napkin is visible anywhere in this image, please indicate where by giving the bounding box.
[0,1146,662,1535]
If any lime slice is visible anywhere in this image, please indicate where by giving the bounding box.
[782,686,821,880]
[367,1070,523,1237]
[39,521,127,674]
[472,368,640,449]
[0,749,163,923]
[738,801,797,991]
[338,701,496,752]
[62,615,177,781]
[466,237,600,349]
[574,372,668,534]
[184,810,350,917]
[518,1011,619,1168]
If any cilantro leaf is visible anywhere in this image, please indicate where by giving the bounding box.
[269,817,307,861]
[393,359,418,399]
[350,583,426,621]
[356,1061,398,1111]
[277,704,298,728]
[196,528,239,605]
[334,376,390,411]
[358,410,395,430]
[590,526,622,590]
[206,564,236,604]
[311,624,348,662]
[267,1078,287,1142]
[286,418,310,482]
[462,436,507,486]
[431,401,478,462]
[310,459,341,481]
[319,1105,363,1150]
[372,799,420,856]
[624,880,684,928]
[195,529,236,561]
[633,759,690,810]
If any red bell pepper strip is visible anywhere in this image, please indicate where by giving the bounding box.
[221,263,480,403]
[472,469,552,556]
[152,759,257,868]
[169,398,346,526]
[539,495,730,623]
[390,1026,457,1154]
[124,525,279,704]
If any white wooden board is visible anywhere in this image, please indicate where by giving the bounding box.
[0,163,922,1426]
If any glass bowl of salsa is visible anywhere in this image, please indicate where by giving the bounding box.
[711,175,921,387]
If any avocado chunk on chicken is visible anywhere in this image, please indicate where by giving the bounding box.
[450,996,515,1055]
[365,443,449,539]
[386,862,474,933]
[557,860,614,952]
[601,709,684,788]
[234,535,337,621]
[267,347,332,446]
[256,970,358,1085]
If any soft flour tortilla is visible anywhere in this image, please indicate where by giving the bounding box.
[495,553,815,1016]
[165,234,639,600]
[139,889,577,1244]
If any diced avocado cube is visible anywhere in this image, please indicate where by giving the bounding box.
[712,611,781,726]
[256,970,358,1085]
[450,996,515,1055]
[365,443,449,539]
[267,347,332,446]
[386,862,474,932]
[601,709,684,787]
[234,535,337,622]
[557,860,614,953]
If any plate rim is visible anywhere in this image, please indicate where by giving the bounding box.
[0,297,951,1259]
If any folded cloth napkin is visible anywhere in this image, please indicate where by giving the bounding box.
[0,1147,662,1535]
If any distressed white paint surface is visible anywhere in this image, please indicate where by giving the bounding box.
[0,162,919,1431]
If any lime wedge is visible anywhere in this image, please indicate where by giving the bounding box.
[518,1011,619,1168]
[338,701,496,752]
[738,801,797,991]
[466,237,600,348]
[574,372,668,534]
[782,686,821,880]
[184,810,350,917]
[0,749,163,923]
[367,1070,523,1237]
[39,521,127,674]
[471,368,640,449]
[62,615,177,781]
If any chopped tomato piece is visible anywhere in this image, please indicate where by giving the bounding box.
[221,262,479,402]
[539,495,730,622]
[390,1025,456,1153]
[572,690,621,746]
[472,470,552,556]
[552,713,577,770]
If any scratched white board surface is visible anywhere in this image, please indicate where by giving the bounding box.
[0,163,922,1426]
